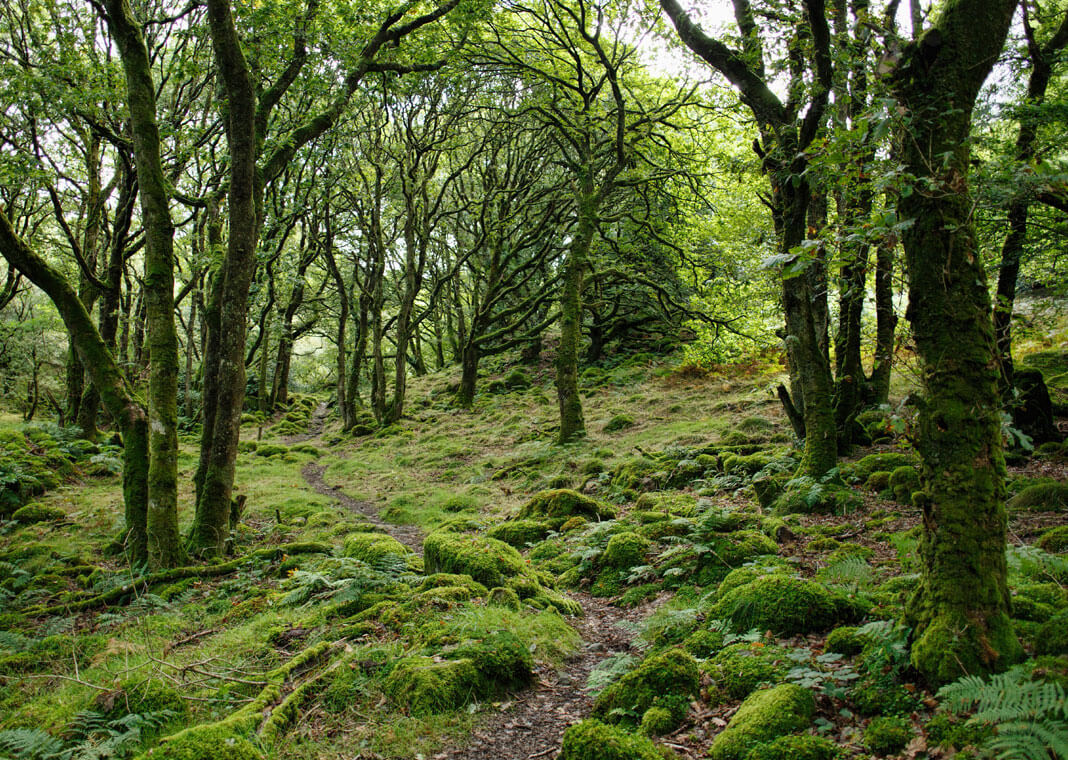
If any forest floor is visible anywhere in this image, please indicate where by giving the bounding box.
[2,337,1068,760]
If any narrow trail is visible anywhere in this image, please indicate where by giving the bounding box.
[284,402,330,444]
[301,461,424,554]
[296,431,659,760]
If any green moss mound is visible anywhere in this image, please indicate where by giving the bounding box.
[423,532,527,587]
[770,480,862,516]
[863,716,911,755]
[712,575,857,635]
[559,719,663,760]
[844,452,918,483]
[1037,525,1068,553]
[604,414,637,433]
[11,504,66,523]
[824,626,864,656]
[342,531,411,564]
[708,684,816,760]
[602,532,651,570]
[487,586,521,610]
[447,630,534,692]
[639,706,676,736]
[487,519,552,548]
[518,489,616,520]
[103,677,190,722]
[705,643,789,700]
[136,726,263,760]
[1008,482,1068,512]
[592,648,700,726]
[744,734,838,760]
[383,656,479,714]
[888,466,921,504]
[1035,610,1068,656]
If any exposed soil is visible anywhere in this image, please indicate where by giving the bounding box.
[284,402,331,444]
[301,461,425,554]
[440,593,659,760]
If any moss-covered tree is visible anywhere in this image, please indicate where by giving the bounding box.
[890,0,1022,683]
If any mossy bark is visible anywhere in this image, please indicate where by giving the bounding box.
[0,209,150,565]
[892,0,1021,684]
[556,204,593,444]
[105,0,185,569]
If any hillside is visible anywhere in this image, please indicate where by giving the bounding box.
[1,348,1067,760]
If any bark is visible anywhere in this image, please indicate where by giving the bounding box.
[556,201,593,444]
[458,342,480,408]
[867,236,896,405]
[0,208,149,565]
[104,0,185,568]
[892,0,1021,684]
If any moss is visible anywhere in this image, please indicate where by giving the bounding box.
[559,719,663,760]
[639,705,676,736]
[1035,610,1068,655]
[677,627,723,659]
[487,586,521,610]
[712,575,855,635]
[602,532,651,570]
[342,532,412,564]
[1008,482,1068,512]
[592,648,700,726]
[610,457,663,492]
[560,516,588,532]
[1036,525,1068,553]
[744,734,838,760]
[705,643,789,700]
[849,681,919,716]
[617,583,661,608]
[103,677,190,722]
[708,684,816,760]
[416,573,488,597]
[423,532,527,587]
[383,655,479,714]
[11,504,66,523]
[635,491,697,516]
[487,519,552,548]
[844,452,919,484]
[863,716,911,756]
[826,543,874,564]
[864,470,892,492]
[888,466,921,504]
[503,368,531,389]
[910,607,1022,686]
[824,626,864,656]
[770,480,862,516]
[254,444,288,458]
[924,712,993,752]
[518,489,616,520]
[136,725,263,760]
[604,414,636,433]
[446,630,534,693]
[709,531,779,568]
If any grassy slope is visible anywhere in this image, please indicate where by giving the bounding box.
[0,344,1065,759]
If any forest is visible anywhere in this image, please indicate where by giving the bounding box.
[0,0,1067,757]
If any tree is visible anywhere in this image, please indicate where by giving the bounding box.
[890,0,1022,684]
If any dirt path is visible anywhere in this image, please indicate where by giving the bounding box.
[301,462,424,554]
[299,447,657,760]
[440,593,657,760]
[284,402,330,444]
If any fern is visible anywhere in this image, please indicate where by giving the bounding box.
[818,556,874,591]
[0,728,65,760]
[938,665,1068,760]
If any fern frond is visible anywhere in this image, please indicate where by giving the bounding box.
[0,728,65,760]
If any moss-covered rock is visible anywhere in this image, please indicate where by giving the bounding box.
[604,414,636,433]
[102,677,190,722]
[888,466,921,504]
[705,643,789,700]
[844,452,919,484]
[863,716,911,756]
[712,575,859,635]
[1008,482,1068,512]
[416,573,488,597]
[1035,610,1068,656]
[709,531,779,567]
[446,630,534,693]
[639,705,676,736]
[423,532,527,588]
[708,684,816,760]
[559,719,663,760]
[135,725,264,760]
[342,531,411,564]
[824,626,864,656]
[744,734,839,760]
[592,648,700,726]
[383,655,480,714]
[602,532,651,570]
[518,489,616,520]
[864,471,892,491]
[503,368,532,390]
[11,504,66,523]
[487,519,552,548]
[1037,525,1068,553]
[560,516,588,532]
[487,586,521,610]
[717,563,792,597]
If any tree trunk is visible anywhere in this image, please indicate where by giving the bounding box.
[892,0,1021,684]
[867,235,896,405]
[458,340,480,408]
[556,203,593,444]
[0,209,150,565]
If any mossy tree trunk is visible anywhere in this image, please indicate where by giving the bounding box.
[0,209,150,564]
[104,0,185,568]
[891,0,1021,684]
[556,190,595,444]
[867,235,896,406]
